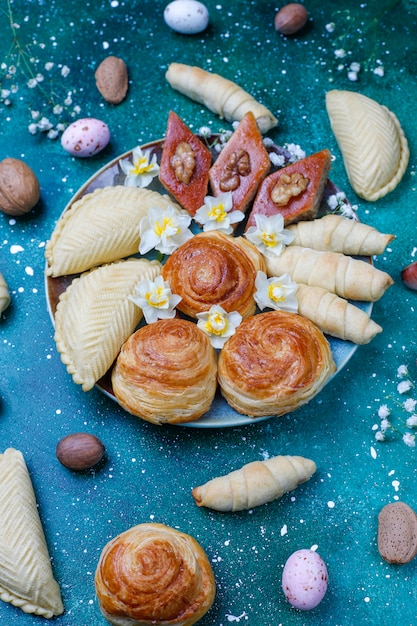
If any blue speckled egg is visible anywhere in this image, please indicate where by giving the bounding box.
[164,0,209,35]
[61,118,110,158]
[282,549,328,610]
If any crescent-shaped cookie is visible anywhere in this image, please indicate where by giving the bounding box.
[45,185,184,277]
[0,448,64,618]
[95,522,216,626]
[54,258,161,391]
[326,90,409,201]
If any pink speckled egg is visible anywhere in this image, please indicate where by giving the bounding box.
[61,118,110,157]
[282,549,328,610]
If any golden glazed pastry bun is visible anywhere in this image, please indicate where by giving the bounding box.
[161,230,266,319]
[218,310,336,418]
[112,318,217,424]
[95,522,216,626]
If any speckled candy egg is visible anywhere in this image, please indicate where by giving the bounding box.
[282,549,328,610]
[164,0,209,35]
[61,118,110,158]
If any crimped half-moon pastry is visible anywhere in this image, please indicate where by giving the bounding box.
[54,258,161,391]
[0,448,64,619]
[112,318,218,424]
[95,522,216,626]
[265,245,393,302]
[192,455,316,512]
[161,231,266,319]
[218,310,336,418]
[326,90,409,201]
[45,185,184,277]
[287,214,395,256]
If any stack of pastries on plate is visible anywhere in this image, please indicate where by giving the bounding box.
[45,107,395,425]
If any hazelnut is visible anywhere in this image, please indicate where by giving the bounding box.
[401,261,417,290]
[95,56,129,104]
[274,3,308,35]
[56,433,105,471]
[0,158,40,216]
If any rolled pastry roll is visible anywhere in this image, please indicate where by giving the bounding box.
[112,318,217,424]
[265,245,393,301]
[296,283,382,344]
[192,455,316,512]
[166,62,278,133]
[218,310,336,418]
[287,214,395,256]
[161,231,266,319]
[95,522,216,626]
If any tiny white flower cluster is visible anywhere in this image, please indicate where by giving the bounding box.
[327,191,357,219]
[0,8,80,139]
[373,365,417,448]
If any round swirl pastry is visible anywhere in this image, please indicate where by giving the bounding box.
[218,310,336,418]
[160,231,266,319]
[112,318,217,424]
[95,522,216,626]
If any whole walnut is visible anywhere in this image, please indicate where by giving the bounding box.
[0,158,40,216]
[95,56,129,104]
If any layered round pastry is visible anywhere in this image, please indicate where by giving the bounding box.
[111,318,217,424]
[218,310,336,418]
[95,522,216,626]
[161,230,266,319]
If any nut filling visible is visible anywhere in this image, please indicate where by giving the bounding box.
[219,149,251,192]
[271,172,310,206]
[171,142,196,184]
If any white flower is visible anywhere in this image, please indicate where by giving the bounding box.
[403,432,416,448]
[198,126,212,138]
[347,71,358,82]
[47,129,59,139]
[27,78,37,88]
[254,271,298,313]
[284,143,306,162]
[334,48,347,58]
[120,146,160,188]
[397,365,408,378]
[325,22,335,33]
[269,152,286,167]
[44,61,54,71]
[375,431,385,442]
[61,65,70,77]
[195,192,244,234]
[37,117,53,131]
[196,305,242,349]
[380,419,390,432]
[28,123,38,135]
[373,66,384,77]
[245,213,294,258]
[406,415,417,428]
[397,380,412,394]
[403,398,417,413]
[139,206,193,256]
[377,404,390,419]
[129,275,182,324]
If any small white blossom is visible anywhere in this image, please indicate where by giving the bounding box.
[198,126,212,138]
[139,205,193,256]
[53,104,63,115]
[1,89,10,98]
[406,415,417,428]
[72,105,81,114]
[325,22,335,33]
[254,271,298,313]
[27,78,37,88]
[196,305,242,349]
[262,137,274,148]
[120,146,160,188]
[195,192,244,234]
[403,398,417,413]
[284,143,306,162]
[37,116,53,131]
[269,152,286,167]
[375,431,385,442]
[373,66,384,77]
[35,73,44,82]
[61,65,70,77]
[378,404,390,419]
[64,96,73,106]
[397,365,408,378]
[397,380,412,394]
[44,62,54,70]
[403,432,416,448]
[380,419,391,432]
[350,62,361,72]
[47,128,59,139]
[335,48,347,59]
[245,213,294,258]
[28,123,38,135]
[129,275,182,324]
[347,70,358,81]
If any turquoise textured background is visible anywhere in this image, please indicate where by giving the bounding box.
[0,0,417,624]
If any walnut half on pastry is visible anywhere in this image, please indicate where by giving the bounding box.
[95,522,216,626]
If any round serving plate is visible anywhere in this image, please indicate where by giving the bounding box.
[45,136,372,428]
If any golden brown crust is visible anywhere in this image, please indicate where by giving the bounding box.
[112,318,217,424]
[95,523,216,626]
[161,231,266,319]
[218,310,336,418]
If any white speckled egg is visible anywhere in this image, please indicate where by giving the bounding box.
[61,118,110,158]
[282,549,328,611]
[164,0,209,35]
